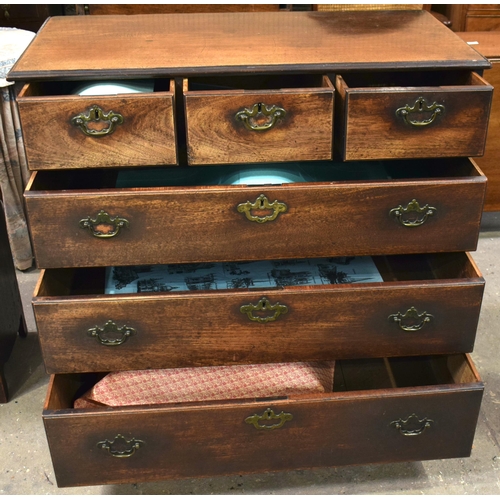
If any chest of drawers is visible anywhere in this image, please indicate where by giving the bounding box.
[9,10,492,487]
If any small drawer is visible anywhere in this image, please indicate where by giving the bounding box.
[335,71,493,160]
[43,354,483,487]
[16,79,177,169]
[183,74,334,165]
[33,253,484,373]
[24,158,486,269]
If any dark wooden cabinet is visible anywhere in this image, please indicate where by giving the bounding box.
[0,4,63,32]
[10,10,489,487]
[0,201,26,402]
[446,4,500,32]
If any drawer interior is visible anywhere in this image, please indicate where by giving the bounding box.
[27,157,483,192]
[185,74,330,92]
[335,70,484,90]
[35,253,479,298]
[334,354,478,392]
[18,78,173,97]
[45,354,479,411]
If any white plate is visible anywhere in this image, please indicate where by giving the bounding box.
[73,80,154,96]
[221,167,309,185]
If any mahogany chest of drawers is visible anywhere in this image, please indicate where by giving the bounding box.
[10,10,492,487]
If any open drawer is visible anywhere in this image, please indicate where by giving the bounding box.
[16,79,177,169]
[183,74,334,165]
[33,252,484,373]
[24,158,486,269]
[43,354,483,487]
[334,71,493,160]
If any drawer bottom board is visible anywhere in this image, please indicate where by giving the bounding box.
[43,354,483,487]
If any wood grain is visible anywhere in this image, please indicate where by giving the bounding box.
[87,4,284,15]
[472,63,500,210]
[457,31,500,211]
[8,11,490,81]
[185,79,334,165]
[43,356,483,487]
[24,160,486,269]
[337,72,492,160]
[461,5,500,32]
[13,11,491,487]
[34,256,484,373]
[17,81,177,170]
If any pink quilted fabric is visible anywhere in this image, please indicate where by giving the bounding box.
[74,361,335,408]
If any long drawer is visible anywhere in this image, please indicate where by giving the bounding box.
[24,158,486,269]
[34,253,484,373]
[17,79,177,169]
[43,354,483,487]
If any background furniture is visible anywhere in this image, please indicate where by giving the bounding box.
[445,5,500,32]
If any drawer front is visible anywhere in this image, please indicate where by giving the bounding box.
[184,82,334,165]
[17,83,177,169]
[35,263,484,373]
[43,357,483,487]
[336,73,493,160]
[25,165,486,269]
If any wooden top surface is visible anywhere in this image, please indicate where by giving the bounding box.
[9,10,489,81]
[456,31,500,59]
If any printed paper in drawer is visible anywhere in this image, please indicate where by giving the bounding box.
[105,256,383,294]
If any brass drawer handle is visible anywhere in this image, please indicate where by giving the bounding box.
[391,414,433,436]
[237,194,287,224]
[71,105,124,137]
[245,408,293,430]
[388,307,433,332]
[97,434,145,458]
[240,297,288,323]
[79,210,129,238]
[396,97,444,127]
[88,320,136,346]
[235,102,286,131]
[389,199,436,227]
